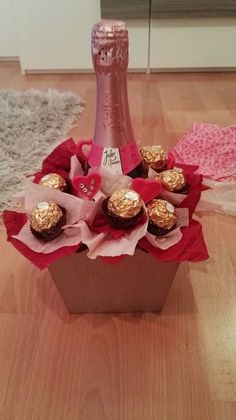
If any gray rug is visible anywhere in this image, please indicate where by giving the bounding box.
[0,88,84,212]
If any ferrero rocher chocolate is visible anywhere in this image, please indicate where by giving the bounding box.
[29,201,63,232]
[147,199,177,230]
[39,173,67,191]
[140,145,167,172]
[156,169,186,192]
[108,188,142,219]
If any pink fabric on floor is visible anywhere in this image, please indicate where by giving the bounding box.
[171,123,236,181]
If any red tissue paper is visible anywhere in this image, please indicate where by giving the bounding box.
[33,137,78,183]
[139,220,208,263]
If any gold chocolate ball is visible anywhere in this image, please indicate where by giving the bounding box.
[156,169,186,192]
[147,199,177,229]
[29,201,63,232]
[108,188,142,219]
[140,145,166,171]
[39,173,66,191]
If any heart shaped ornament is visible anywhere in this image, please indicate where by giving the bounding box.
[132,178,162,203]
[72,174,101,199]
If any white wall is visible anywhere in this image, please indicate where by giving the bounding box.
[12,0,149,71]
[0,0,18,57]
[150,17,236,69]
[1,1,236,71]
[126,20,149,69]
[12,0,101,70]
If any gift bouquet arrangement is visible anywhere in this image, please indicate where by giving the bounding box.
[3,20,208,270]
[3,138,208,270]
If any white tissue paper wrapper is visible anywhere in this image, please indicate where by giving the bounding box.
[69,155,84,178]
[64,204,149,259]
[10,189,26,212]
[11,155,83,211]
[89,167,132,197]
[196,178,236,216]
[145,207,189,250]
[64,220,107,256]
[158,190,186,206]
[13,182,100,254]
[23,182,95,224]
[86,216,149,259]
[148,167,186,205]
[13,221,86,254]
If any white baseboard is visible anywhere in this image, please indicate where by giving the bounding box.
[24,68,94,74]
[3,62,235,74]
[150,67,236,73]
[24,68,148,74]
[0,56,19,62]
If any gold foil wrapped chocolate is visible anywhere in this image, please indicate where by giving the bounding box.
[39,173,66,191]
[108,188,142,218]
[156,169,186,192]
[29,202,63,232]
[147,199,177,229]
[140,145,167,171]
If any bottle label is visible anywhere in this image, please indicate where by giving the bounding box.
[101,147,122,174]
[88,141,141,175]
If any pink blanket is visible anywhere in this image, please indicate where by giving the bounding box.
[172,123,236,181]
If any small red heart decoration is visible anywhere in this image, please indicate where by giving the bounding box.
[132,178,162,203]
[72,173,101,199]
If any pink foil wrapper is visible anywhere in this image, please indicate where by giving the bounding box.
[91,20,141,173]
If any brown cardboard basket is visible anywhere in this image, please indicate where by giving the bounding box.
[48,249,179,313]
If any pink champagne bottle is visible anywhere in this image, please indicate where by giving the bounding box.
[80,20,143,177]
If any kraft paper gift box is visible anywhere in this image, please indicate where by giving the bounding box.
[48,249,179,313]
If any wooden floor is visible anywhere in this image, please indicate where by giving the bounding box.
[1,61,236,420]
